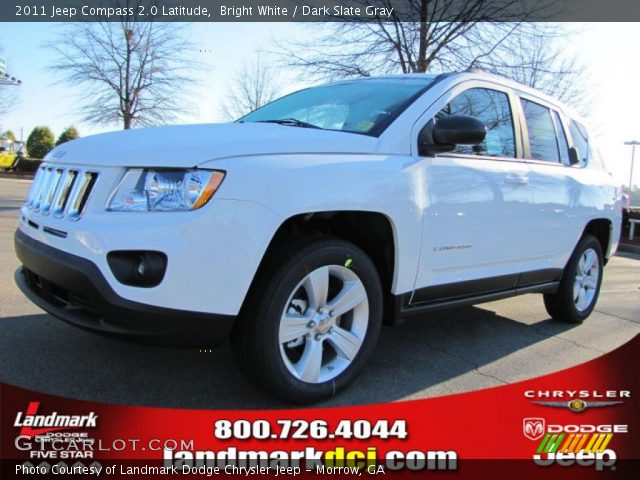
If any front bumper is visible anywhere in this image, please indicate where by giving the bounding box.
[14,229,235,346]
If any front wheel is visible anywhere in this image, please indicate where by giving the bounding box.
[544,234,604,324]
[231,236,383,403]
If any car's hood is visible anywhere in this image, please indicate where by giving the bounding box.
[45,123,379,168]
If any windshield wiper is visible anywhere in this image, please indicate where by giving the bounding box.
[256,118,322,129]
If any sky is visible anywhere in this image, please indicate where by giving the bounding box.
[0,22,639,187]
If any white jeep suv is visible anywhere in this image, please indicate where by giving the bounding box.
[15,71,621,403]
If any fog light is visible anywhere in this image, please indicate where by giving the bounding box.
[107,251,167,287]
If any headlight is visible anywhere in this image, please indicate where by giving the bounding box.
[108,169,225,212]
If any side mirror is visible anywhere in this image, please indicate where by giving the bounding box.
[419,115,487,156]
[568,146,580,165]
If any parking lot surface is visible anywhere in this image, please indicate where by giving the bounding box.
[1,178,638,409]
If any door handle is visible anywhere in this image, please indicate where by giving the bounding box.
[504,173,529,186]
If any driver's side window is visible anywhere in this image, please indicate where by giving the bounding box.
[438,88,516,158]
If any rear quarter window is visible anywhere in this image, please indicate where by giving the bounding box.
[569,120,592,166]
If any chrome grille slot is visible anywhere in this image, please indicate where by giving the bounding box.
[41,168,64,215]
[26,167,45,207]
[68,172,98,220]
[25,163,98,221]
[34,167,53,211]
[52,170,78,217]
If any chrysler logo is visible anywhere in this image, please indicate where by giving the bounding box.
[52,150,66,158]
[532,400,623,413]
[523,417,545,441]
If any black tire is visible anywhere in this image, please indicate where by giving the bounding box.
[231,235,383,404]
[543,235,604,324]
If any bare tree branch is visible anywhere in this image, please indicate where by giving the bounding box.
[219,55,282,121]
[48,4,198,129]
[275,1,586,108]
[469,25,591,109]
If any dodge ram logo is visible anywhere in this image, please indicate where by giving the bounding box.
[523,418,545,440]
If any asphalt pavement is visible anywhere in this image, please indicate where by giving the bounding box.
[1,178,638,409]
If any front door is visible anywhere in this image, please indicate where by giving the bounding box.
[413,85,534,303]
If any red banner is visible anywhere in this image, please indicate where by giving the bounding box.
[2,335,638,478]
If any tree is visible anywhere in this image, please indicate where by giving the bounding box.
[49,15,197,129]
[56,125,80,146]
[2,130,16,141]
[219,56,281,120]
[461,24,589,108]
[26,126,55,159]
[277,1,583,107]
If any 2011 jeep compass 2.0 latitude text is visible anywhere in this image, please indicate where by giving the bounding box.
[15,72,621,403]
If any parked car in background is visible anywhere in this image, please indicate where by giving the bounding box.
[0,137,24,170]
[622,192,631,233]
[14,71,621,402]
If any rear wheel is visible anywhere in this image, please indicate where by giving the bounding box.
[231,236,383,403]
[543,235,603,324]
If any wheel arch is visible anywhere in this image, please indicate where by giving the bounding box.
[582,218,613,264]
[250,210,399,325]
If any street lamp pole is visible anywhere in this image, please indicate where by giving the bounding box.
[624,141,639,193]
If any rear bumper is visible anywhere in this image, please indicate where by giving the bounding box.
[14,229,235,346]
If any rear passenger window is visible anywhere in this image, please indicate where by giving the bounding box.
[569,120,592,166]
[438,88,516,158]
[520,99,561,162]
[551,111,570,165]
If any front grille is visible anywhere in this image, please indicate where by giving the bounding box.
[26,164,98,220]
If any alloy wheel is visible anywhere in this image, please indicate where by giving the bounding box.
[573,247,600,312]
[278,265,369,384]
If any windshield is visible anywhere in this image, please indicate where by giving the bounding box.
[239,77,436,136]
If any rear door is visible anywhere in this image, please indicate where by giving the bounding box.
[516,96,584,270]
